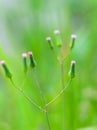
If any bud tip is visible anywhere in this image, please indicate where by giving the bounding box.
[28,51,33,56]
[71,34,77,39]
[22,53,27,58]
[46,37,51,41]
[0,60,5,65]
[54,30,60,34]
[71,60,76,64]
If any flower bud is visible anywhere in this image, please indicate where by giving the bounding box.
[54,30,62,47]
[46,37,54,49]
[0,60,12,79]
[69,34,77,50]
[28,51,36,68]
[22,53,28,73]
[68,60,76,79]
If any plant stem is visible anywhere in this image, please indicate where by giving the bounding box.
[10,78,46,112]
[60,62,65,130]
[70,81,75,130]
[45,79,72,107]
[33,69,51,130]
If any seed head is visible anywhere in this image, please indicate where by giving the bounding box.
[46,37,51,41]
[0,60,12,79]
[22,53,27,58]
[22,53,28,73]
[54,30,60,35]
[71,34,77,39]
[28,51,36,68]
[69,34,77,49]
[46,36,54,49]
[54,30,62,47]
[0,60,5,65]
[68,60,76,79]
[28,51,33,56]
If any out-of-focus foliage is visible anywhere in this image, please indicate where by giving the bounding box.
[0,0,97,130]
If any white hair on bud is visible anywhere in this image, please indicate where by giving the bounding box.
[22,53,27,58]
[54,30,60,34]
[0,60,5,65]
[28,51,33,56]
[71,60,76,64]
[46,37,51,41]
[71,34,77,39]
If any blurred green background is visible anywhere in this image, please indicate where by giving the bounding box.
[0,0,97,130]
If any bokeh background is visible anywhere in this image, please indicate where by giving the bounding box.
[0,0,97,130]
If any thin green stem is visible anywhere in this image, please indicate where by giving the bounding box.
[70,81,76,130]
[60,62,65,130]
[19,73,27,88]
[10,78,46,112]
[45,109,51,130]
[62,52,70,64]
[45,79,72,107]
[33,68,51,130]
[60,52,70,130]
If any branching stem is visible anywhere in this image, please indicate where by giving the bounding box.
[10,78,46,112]
[33,69,51,130]
[45,79,72,107]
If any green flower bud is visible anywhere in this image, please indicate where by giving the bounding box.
[69,60,76,79]
[54,30,62,47]
[0,60,12,79]
[22,53,28,73]
[28,51,36,68]
[46,37,54,49]
[69,34,77,50]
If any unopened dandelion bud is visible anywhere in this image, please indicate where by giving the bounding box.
[69,34,77,49]
[46,37,54,49]
[28,51,36,68]
[69,60,76,79]
[22,53,28,73]
[0,60,12,79]
[54,30,62,47]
